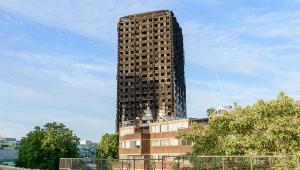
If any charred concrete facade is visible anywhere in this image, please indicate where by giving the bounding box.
[116,10,186,131]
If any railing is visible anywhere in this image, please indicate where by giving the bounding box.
[59,155,293,170]
[167,155,292,170]
[60,158,163,170]
[0,165,39,170]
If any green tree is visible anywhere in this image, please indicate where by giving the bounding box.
[96,133,119,159]
[206,108,215,117]
[179,92,300,160]
[16,122,79,170]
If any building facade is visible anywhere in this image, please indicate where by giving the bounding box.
[119,118,207,169]
[0,136,18,166]
[0,136,17,150]
[116,10,186,131]
[119,118,208,159]
[78,140,97,158]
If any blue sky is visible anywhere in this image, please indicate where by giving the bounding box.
[1,0,300,142]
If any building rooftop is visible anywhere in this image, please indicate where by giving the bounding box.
[120,10,172,20]
[120,117,208,129]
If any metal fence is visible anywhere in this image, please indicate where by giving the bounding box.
[60,158,163,170]
[170,156,292,170]
[0,165,39,170]
[59,156,293,170]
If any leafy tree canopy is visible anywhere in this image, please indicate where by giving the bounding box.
[96,133,119,159]
[206,108,216,117]
[179,92,300,157]
[16,122,79,170]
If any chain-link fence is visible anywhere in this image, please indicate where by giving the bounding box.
[60,156,293,170]
[166,156,292,170]
[59,158,163,170]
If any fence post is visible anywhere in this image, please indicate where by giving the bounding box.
[70,158,73,170]
[222,157,225,170]
[250,158,253,170]
[133,157,136,170]
[285,155,288,170]
[121,159,123,170]
[161,156,164,170]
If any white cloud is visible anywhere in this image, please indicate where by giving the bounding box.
[1,51,116,95]
[0,80,49,101]
[0,51,116,141]
[0,110,115,141]
[15,52,115,74]
[73,63,114,74]
[242,11,300,38]
[187,79,278,118]
[56,71,115,96]
[0,0,173,42]
[271,70,300,98]
[182,7,300,77]
[183,20,273,75]
[0,122,29,139]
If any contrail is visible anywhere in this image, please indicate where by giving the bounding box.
[213,70,226,98]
